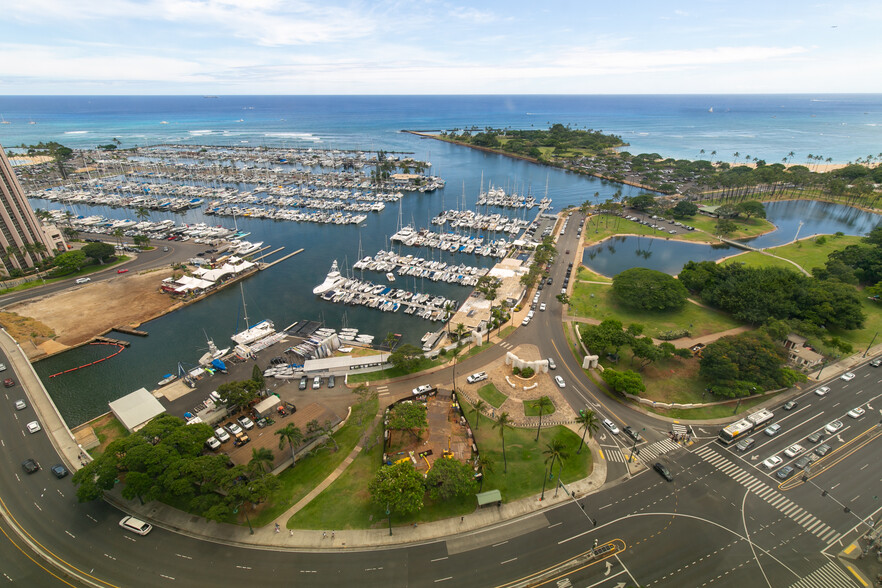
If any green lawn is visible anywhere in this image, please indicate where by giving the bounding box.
[723,251,803,272]
[524,399,557,417]
[463,399,593,502]
[725,234,863,275]
[245,397,377,527]
[576,266,612,283]
[478,383,508,408]
[686,214,776,240]
[569,282,740,338]
[347,356,445,384]
[644,395,770,420]
[829,296,882,353]
[0,256,131,295]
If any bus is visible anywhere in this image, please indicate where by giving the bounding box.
[719,409,775,444]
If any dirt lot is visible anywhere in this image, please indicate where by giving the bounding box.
[6,268,178,358]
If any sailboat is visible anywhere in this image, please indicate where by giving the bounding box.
[0,114,9,125]
[198,331,230,366]
[230,283,275,346]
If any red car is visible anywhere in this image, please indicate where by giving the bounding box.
[4,378,15,387]
[117,269,129,274]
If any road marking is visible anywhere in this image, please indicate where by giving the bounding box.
[434,577,453,583]
[431,557,448,562]
[64,530,75,539]
[235,565,252,570]
[86,515,97,522]
[548,522,562,528]
[299,570,317,573]
[365,567,384,571]
[103,553,116,561]
[124,535,136,542]
[492,541,508,547]
[501,558,518,565]
[33,503,41,511]
[159,574,175,580]
[175,554,192,560]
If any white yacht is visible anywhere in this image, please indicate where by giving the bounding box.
[313,260,345,295]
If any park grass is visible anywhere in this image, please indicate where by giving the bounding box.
[347,356,445,384]
[645,395,770,420]
[462,398,592,502]
[568,282,740,338]
[576,266,612,283]
[723,251,802,272]
[524,399,557,417]
[0,256,131,295]
[829,296,882,353]
[724,233,863,274]
[248,397,378,527]
[478,383,508,408]
[685,214,776,240]
[86,414,128,458]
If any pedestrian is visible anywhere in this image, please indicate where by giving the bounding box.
[413,522,418,528]
[331,531,335,539]
[289,530,293,537]
[460,516,464,523]
[274,523,280,533]
[323,531,327,538]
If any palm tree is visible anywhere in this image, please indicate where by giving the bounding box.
[443,301,455,339]
[533,396,554,442]
[135,206,150,222]
[473,399,487,429]
[112,228,124,247]
[275,424,304,465]
[476,454,494,492]
[383,332,397,352]
[493,412,512,473]
[453,322,468,344]
[575,409,599,454]
[248,447,274,476]
[543,439,569,497]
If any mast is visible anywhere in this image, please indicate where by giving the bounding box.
[240,282,250,330]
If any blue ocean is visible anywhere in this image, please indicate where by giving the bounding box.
[2,94,881,425]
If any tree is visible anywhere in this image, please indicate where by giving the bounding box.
[369,461,425,519]
[715,218,738,236]
[112,228,125,247]
[493,412,512,473]
[135,206,150,222]
[425,457,476,501]
[580,319,633,358]
[473,399,487,429]
[533,396,554,442]
[612,267,688,311]
[82,241,115,264]
[699,331,796,398]
[670,200,698,219]
[575,409,599,454]
[248,447,274,476]
[275,424,304,464]
[215,379,259,409]
[52,250,87,274]
[476,454,494,492]
[61,226,79,241]
[543,438,569,496]
[133,234,150,248]
[628,193,656,212]
[736,200,766,219]
[321,419,339,452]
[251,364,265,389]
[387,402,428,441]
[388,343,424,372]
[601,368,645,396]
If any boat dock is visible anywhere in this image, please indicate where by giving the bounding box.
[316,277,456,321]
[94,336,131,347]
[261,248,303,269]
[112,326,148,337]
[353,250,489,287]
[252,247,285,262]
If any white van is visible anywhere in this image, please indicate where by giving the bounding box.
[119,516,152,535]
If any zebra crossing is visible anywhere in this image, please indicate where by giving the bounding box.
[603,438,682,463]
[498,341,514,350]
[694,445,842,544]
[787,560,858,588]
[376,385,390,397]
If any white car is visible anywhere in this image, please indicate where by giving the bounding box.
[539,303,546,311]
[554,375,566,388]
[237,416,254,430]
[783,444,805,458]
[205,436,221,450]
[26,421,41,434]
[848,407,865,419]
[602,418,620,435]
[466,372,488,384]
[214,427,230,443]
[14,399,26,410]
[840,372,856,381]
[762,455,783,469]
[521,316,531,326]
[412,384,434,395]
[75,277,91,284]
[119,516,152,536]
[224,422,243,436]
[0,363,6,371]
[825,420,844,434]
[814,386,830,397]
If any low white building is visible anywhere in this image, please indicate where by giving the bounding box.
[109,388,166,432]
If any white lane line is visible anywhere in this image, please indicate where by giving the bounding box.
[500,558,518,565]
[492,541,508,547]
[548,522,562,528]
[159,574,175,580]
[434,577,453,583]
[64,530,75,539]
[431,557,448,562]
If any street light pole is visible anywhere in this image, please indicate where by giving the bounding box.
[540,465,548,501]
[863,332,878,358]
[386,505,392,536]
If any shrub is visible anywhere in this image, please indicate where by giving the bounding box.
[520,367,535,378]
[512,366,521,376]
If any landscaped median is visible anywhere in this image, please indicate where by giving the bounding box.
[286,396,592,531]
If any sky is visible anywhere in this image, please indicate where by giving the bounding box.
[2,0,881,94]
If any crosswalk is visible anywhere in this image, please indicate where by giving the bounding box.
[498,341,515,350]
[694,445,842,544]
[376,385,390,397]
[787,560,858,588]
[603,438,682,463]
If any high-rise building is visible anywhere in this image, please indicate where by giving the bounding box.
[0,144,65,275]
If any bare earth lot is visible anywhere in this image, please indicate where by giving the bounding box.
[6,269,177,358]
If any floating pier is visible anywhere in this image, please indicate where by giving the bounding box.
[113,326,148,337]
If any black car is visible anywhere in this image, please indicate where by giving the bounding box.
[298,376,308,390]
[775,465,795,480]
[623,426,641,443]
[50,464,69,478]
[807,432,824,443]
[653,462,673,481]
[22,458,39,474]
[546,277,553,285]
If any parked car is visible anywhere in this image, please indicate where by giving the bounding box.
[0,362,5,371]
[214,428,231,443]
[848,407,866,419]
[14,399,26,410]
[26,421,41,434]
[807,432,824,443]
[815,443,832,457]
[840,372,856,381]
[825,420,844,434]
[653,462,673,481]
[299,376,308,390]
[539,303,546,311]
[783,444,805,458]
[794,456,814,470]
[814,386,830,397]
[205,436,221,450]
[224,422,243,436]
[776,465,795,480]
[50,464,68,478]
[735,437,755,452]
[4,378,15,387]
[602,418,620,435]
[312,376,321,389]
[762,455,783,469]
[554,375,566,388]
[328,375,336,388]
[783,400,797,411]
[75,277,91,284]
[466,371,488,384]
[237,416,255,430]
[209,390,221,404]
[21,458,40,474]
[764,423,781,437]
[119,516,152,536]
[412,384,434,395]
[547,358,556,370]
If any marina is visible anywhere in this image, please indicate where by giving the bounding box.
[389,225,514,258]
[353,250,490,287]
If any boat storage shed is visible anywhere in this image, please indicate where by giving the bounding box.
[109,388,167,433]
[253,395,282,418]
[303,354,390,376]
